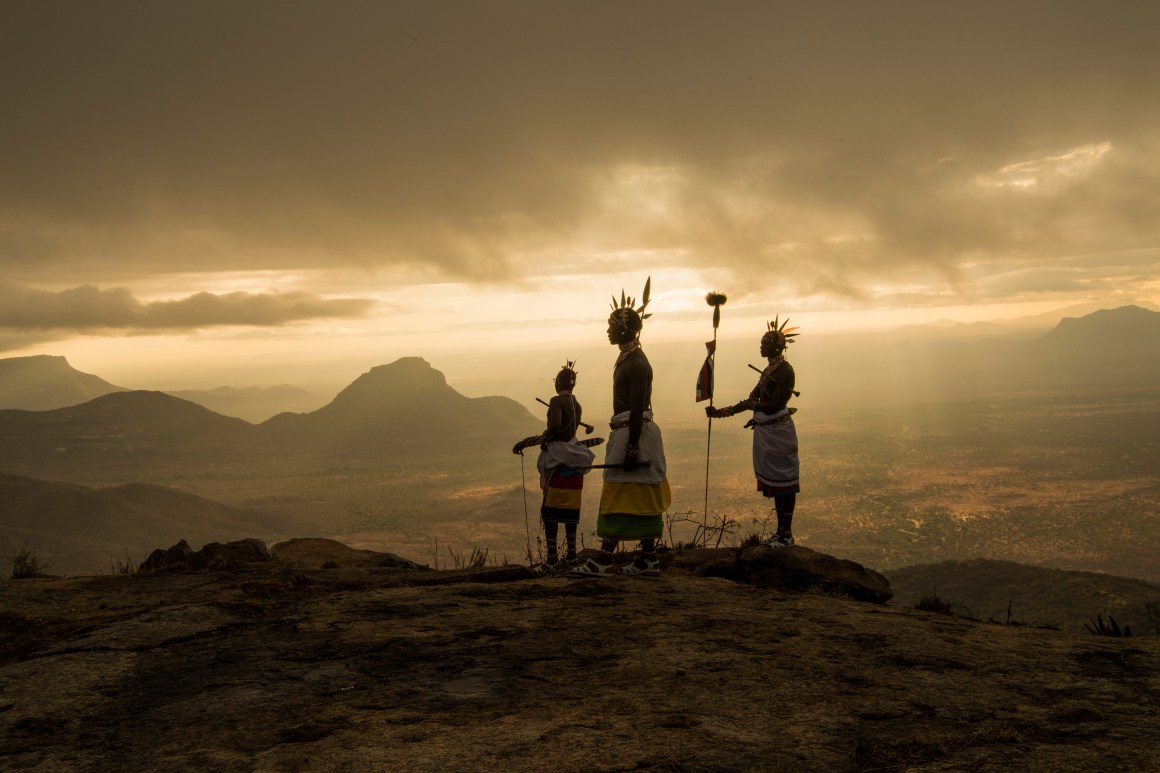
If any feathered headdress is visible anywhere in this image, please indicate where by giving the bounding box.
[608,276,653,334]
[763,315,800,350]
[554,360,578,391]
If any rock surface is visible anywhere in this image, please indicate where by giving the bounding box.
[2,547,1158,772]
[672,544,894,604]
[139,538,271,573]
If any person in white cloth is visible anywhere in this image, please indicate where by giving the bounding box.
[706,317,801,547]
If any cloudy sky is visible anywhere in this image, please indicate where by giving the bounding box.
[3,1,1158,394]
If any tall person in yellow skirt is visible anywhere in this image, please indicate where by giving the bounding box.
[573,278,672,577]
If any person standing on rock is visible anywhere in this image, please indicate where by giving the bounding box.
[513,362,596,574]
[573,278,672,577]
[706,317,801,548]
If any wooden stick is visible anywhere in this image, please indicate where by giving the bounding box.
[536,397,594,433]
[580,461,652,470]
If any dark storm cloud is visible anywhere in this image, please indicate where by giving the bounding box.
[2,1,1159,297]
[0,283,375,331]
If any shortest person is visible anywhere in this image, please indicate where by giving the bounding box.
[513,362,594,573]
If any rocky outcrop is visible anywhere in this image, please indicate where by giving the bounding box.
[2,559,1157,772]
[270,537,425,570]
[139,538,271,572]
[668,544,894,604]
[139,540,892,604]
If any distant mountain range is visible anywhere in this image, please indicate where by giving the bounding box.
[161,385,324,423]
[0,355,324,420]
[891,300,1160,341]
[0,357,541,484]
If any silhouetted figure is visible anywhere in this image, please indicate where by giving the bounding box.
[573,279,671,577]
[707,317,801,547]
[522,362,594,573]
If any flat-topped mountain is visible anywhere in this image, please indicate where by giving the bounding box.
[0,355,126,411]
[1037,304,1160,353]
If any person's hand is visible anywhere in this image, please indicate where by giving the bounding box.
[512,435,540,454]
[622,443,640,471]
[705,406,731,419]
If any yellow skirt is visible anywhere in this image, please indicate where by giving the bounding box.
[596,478,671,540]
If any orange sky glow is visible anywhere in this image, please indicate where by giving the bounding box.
[2,2,1158,402]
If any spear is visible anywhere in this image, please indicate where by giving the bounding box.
[701,291,727,542]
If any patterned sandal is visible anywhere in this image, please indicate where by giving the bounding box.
[621,557,660,576]
[569,558,617,578]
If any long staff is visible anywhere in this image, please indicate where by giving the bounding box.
[702,292,727,539]
[519,452,532,560]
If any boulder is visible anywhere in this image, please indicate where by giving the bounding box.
[140,539,195,573]
[140,538,270,573]
[673,545,892,604]
[270,537,424,570]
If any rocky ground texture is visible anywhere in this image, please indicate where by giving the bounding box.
[2,539,1158,772]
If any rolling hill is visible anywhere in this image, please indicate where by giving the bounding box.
[0,472,312,575]
[0,390,262,483]
[886,558,1160,634]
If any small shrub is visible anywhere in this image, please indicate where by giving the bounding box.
[448,546,489,570]
[915,593,954,615]
[664,508,737,550]
[11,549,47,579]
[108,554,137,575]
[806,584,851,600]
[738,533,763,550]
[1085,613,1133,637]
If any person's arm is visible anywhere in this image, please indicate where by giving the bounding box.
[623,358,649,469]
[706,380,761,419]
[545,396,567,441]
